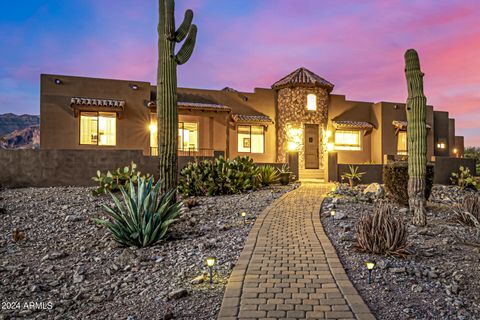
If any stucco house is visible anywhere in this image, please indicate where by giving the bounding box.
[40,67,465,180]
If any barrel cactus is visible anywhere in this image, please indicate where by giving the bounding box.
[404,49,427,226]
[157,0,197,193]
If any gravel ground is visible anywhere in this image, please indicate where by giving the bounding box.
[321,184,480,320]
[0,184,296,320]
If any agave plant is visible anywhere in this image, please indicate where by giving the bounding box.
[355,204,409,256]
[95,176,181,247]
[257,165,279,186]
[453,194,480,229]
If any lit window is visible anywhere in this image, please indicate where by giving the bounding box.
[306,94,317,111]
[80,112,116,146]
[238,125,264,153]
[334,130,361,151]
[397,131,407,155]
[149,113,158,156]
[179,122,198,151]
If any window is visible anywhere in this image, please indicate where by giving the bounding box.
[149,114,158,156]
[306,94,317,111]
[397,131,407,155]
[334,130,361,151]
[178,122,198,151]
[80,112,116,146]
[238,125,264,153]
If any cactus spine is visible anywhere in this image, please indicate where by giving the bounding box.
[157,0,197,193]
[404,49,427,226]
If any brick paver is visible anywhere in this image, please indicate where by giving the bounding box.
[218,184,375,320]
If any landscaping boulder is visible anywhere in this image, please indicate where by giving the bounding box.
[363,183,385,198]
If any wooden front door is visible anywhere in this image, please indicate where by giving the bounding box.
[304,124,319,169]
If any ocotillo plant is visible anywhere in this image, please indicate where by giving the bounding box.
[157,0,197,193]
[404,49,427,226]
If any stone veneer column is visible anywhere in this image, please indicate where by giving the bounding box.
[276,86,329,168]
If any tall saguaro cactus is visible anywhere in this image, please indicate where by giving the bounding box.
[404,49,427,226]
[157,0,197,193]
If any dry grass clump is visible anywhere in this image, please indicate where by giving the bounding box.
[453,194,480,226]
[355,204,409,256]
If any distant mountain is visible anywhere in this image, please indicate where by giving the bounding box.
[0,113,40,137]
[0,125,40,149]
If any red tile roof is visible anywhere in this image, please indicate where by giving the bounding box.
[272,67,334,91]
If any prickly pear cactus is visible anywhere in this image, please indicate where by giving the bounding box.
[157,0,197,193]
[404,49,427,226]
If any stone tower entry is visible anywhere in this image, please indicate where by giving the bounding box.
[272,67,334,170]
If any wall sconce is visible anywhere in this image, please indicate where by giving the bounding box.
[130,84,139,90]
[54,79,62,85]
[287,126,303,152]
[327,142,335,151]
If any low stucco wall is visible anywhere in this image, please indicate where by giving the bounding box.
[0,150,219,188]
[338,164,383,184]
[333,157,476,185]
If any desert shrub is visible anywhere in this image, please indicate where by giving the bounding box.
[355,204,409,256]
[451,166,478,191]
[341,165,366,187]
[383,161,434,205]
[92,161,152,196]
[95,177,181,247]
[453,194,480,227]
[178,156,259,196]
[257,165,279,186]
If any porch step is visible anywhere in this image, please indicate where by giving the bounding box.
[299,169,325,180]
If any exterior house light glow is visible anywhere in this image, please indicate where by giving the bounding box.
[287,126,303,152]
[306,94,317,111]
[327,142,335,151]
[437,142,446,149]
[325,130,332,138]
[453,148,458,153]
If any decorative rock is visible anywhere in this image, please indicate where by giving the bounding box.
[167,288,188,300]
[411,284,423,292]
[363,183,385,198]
[333,211,347,220]
[191,275,204,285]
[390,267,407,274]
[65,215,82,222]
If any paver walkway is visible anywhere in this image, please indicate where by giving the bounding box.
[218,184,375,320]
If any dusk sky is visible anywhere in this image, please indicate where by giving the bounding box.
[1,0,480,145]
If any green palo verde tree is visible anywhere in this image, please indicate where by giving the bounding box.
[157,0,197,193]
[404,49,428,226]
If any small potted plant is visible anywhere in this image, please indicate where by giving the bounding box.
[341,165,365,188]
[278,163,292,186]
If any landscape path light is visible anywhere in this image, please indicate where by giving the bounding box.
[366,261,376,284]
[241,211,247,225]
[330,209,336,217]
[205,256,217,288]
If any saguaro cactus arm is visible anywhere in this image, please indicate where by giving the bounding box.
[175,24,197,65]
[404,48,428,226]
[175,10,194,42]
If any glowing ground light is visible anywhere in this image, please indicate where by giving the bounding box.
[366,261,376,284]
[205,257,217,288]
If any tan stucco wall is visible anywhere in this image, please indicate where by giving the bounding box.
[41,74,151,154]
[328,95,374,164]
[377,102,434,161]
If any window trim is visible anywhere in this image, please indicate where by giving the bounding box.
[79,111,117,146]
[334,129,362,151]
[237,125,265,154]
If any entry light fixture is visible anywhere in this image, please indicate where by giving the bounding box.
[327,142,335,152]
[54,78,62,85]
[365,261,376,284]
[130,84,139,90]
[453,148,458,154]
[204,256,217,288]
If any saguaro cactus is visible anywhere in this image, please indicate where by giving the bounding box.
[404,49,427,226]
[157,0,197,193]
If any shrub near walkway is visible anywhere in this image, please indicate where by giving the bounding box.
[0,184,294,319]
[321,184,480,320]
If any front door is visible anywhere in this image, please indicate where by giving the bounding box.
[304,124,319,169]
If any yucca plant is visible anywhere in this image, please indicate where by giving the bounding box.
[95,176,181,247]
[355,204,409,256]
[257,165,279,186]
